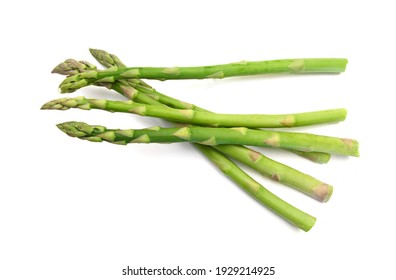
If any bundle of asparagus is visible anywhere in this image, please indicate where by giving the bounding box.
[42,50,358,232]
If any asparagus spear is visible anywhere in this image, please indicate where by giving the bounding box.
[59,58,348,93]
[42,96,347,128]
[52,59,333,201]
[55,121,359,157]
[196,145,316,232]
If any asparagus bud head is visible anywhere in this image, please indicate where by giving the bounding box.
[52,59,97,76]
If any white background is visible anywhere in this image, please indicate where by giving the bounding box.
[1,1,395,279]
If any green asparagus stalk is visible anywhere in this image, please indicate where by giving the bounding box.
[42,96,346,128]
[55,121,359,157]
[52,58,333,201]
[196,145,316,231]
[59,58,348,93]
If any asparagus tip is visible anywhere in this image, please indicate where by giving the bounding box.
[41,99,68,110]
[89,48,115,68]
[52,59,97,76]
[56,122,87,138]
[41,96,88,111]
[57,121,108,140]
[88,48,100,57]
[56,121,94,138]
